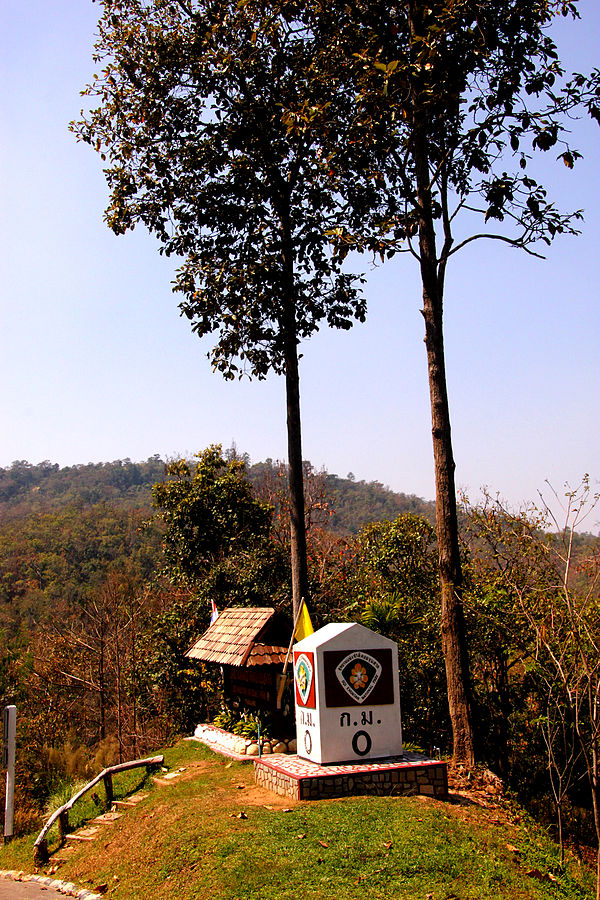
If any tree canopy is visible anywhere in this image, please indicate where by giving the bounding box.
[75,0,375,377]
[152,446,276,588]
[73,0,389,617]
[321,0,599,257]
[310,0,600,766]
[73,0,600,763]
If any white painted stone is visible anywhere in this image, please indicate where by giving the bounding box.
[246,743,260,757]
[272,741,287,754]
[293,623,403,765]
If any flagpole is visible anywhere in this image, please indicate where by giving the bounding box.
[276,598,305,710]
[283,597,305,675]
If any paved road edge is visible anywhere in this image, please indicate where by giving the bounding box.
[0,869,103,899]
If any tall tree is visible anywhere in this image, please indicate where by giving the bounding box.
[312,0,599,765]
[73,0,599,763]
[73,0,375,619]
[151,446,277,594]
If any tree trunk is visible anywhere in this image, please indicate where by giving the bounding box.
[279,195,310,622]
[421,275,475,767]
[284,323,310,621]
[412,105,475,766]
[114,618,123,763]
[556,800,564,867]
[497,653,511,778]
[131,605,138,758]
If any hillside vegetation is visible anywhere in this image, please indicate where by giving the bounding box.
[0,452,598,889]
[0,740,596,900]
[0,457,434,533]
[0,453,436,823]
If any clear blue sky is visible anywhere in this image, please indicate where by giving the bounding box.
[1,1,598,529]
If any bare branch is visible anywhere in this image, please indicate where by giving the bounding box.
[447,233,547,259]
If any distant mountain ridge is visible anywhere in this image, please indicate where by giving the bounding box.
[323,472,435,534]
[0,457,435,534]
[0,457,166,519]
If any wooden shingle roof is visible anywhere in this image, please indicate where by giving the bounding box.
[186,607,288,667]
[246,643,288,667]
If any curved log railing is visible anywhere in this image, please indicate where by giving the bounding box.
[33,755,164,865]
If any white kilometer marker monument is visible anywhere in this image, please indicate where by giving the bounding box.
[293,623,403,765]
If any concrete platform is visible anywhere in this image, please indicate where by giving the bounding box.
[254,753,448,801]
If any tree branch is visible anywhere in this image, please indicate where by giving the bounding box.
[447,232,546,259]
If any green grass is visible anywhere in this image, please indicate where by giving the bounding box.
[0,740,595,900]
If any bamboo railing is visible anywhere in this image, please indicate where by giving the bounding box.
[33,755,163,865]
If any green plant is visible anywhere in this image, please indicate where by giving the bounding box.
[213,706,237,732]
[213,705,272,741]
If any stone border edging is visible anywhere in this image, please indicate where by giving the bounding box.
[185,732,251,762]
[0,869,103,899]
[190,723,296,760]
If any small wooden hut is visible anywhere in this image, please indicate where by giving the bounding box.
[186,607,290,719]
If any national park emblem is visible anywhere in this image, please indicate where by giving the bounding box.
[334,651,382,704]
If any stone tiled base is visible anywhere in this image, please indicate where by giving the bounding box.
[254,753,448,801]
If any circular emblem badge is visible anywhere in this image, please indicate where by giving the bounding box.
[335,651,382,703]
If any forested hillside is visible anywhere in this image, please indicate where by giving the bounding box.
[0,458,165,519]
[0,453,435,823]
[0,452,598,882]
[0,457,435,533]
[324,471,435,533]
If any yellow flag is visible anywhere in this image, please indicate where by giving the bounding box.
[294,600,314,643]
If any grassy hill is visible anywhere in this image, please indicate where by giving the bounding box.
[0,740,595,900]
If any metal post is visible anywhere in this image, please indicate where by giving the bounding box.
[3,705,16,844]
